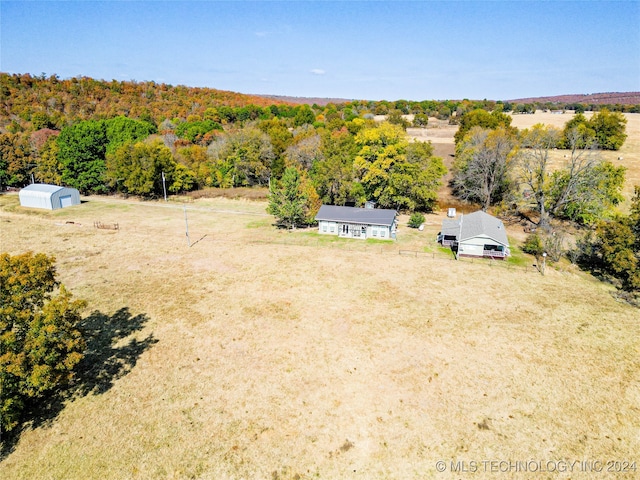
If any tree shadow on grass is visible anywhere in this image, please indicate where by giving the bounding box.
[1,307,157,459]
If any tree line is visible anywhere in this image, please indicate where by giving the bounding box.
[0,112,448,219]
[451,108,628,227]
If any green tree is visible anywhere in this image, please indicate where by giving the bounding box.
[105,116,157,155]
[0,252,86,433]
[588,108,627,150]
[408,212,425,228]
[454,109,514,145]
[106,139,183,197]
[174,120,222,144]
[559,113,595,149]
[57,120,108,194]
[310,128,358,205]
[294,105,316,127]
[387,110,409,129]
[412,113,429,127]
[549,161,625,225]
[594,219,639,291]
[267,166,320,229]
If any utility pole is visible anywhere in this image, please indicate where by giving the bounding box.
[162,171,167,202]
[184,205,191,247]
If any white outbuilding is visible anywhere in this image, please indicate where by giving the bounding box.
[19,183,81,210]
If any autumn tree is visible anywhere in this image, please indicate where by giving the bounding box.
[353,122,446,210]
[175,145,210,188]
[284,133,323,171]
[207,126,274,187]
[0,132,33,187]
[0,252,86,433]
[451,126,517,210]
[258,118,294,179]
[267,166,320,229]
[34,135,63,185]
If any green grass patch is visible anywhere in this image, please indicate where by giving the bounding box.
[245,218,272,229]
[506,245,532,267]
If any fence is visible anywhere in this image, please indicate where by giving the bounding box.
[249,236,544,274]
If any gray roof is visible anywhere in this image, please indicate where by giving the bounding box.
[315,205,397,226]
[440,218,460,237]
[441,211,509,246]
[20,183,66,194]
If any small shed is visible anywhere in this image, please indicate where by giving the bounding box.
[315,204,398,240]
[19,183,81,210]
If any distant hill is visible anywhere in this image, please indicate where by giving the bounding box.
[256,94,355,106]
[508,92,640,105]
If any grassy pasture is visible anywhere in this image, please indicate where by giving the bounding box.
[1,191,639,479]
[409,112,640,212]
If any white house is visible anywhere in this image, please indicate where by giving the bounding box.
[437,210,510,259]
[315,204,398,240]
[19,183,81,210]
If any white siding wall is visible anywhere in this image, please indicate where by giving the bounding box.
[459,235,505,257]
[51,188,80,209]
[317,221,394,240]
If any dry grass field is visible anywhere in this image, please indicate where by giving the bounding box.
[409,112,640,213]
[1,188,639,479]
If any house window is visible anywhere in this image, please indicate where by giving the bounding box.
[380,228,386,238]
[330,224,335,232]
[322,222,327,232]
[372,228,377,237]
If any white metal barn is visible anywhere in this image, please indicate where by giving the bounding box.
[19,183,81,210]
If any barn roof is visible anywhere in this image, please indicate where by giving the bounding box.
[315,205,397,226]
[20,183,66,195]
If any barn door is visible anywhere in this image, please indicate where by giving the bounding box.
[60,195,72,208]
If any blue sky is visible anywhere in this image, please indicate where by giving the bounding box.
[1,1,639,101]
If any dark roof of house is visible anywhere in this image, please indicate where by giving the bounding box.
[440,211,509,246]
[315,205,397,226]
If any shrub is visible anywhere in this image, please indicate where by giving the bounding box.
[408,212,425,228]
[522,233,544,258]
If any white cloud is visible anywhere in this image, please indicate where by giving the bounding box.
[310,69,326,75]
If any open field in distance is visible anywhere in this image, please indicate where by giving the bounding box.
[1,189,639,479]
[408,112,640,211]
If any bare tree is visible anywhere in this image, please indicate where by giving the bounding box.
[451,126,517,211]
[518,124,561,230]
[519,124,624,227]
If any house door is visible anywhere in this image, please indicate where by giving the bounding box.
[60,195,72,208]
